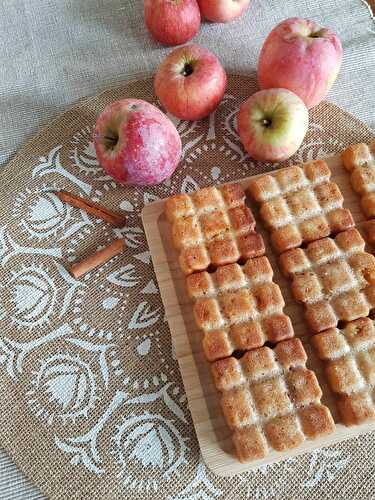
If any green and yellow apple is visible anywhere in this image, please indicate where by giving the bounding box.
[238,88,309,162]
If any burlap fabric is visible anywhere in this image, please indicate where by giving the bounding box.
[0,75,374,500]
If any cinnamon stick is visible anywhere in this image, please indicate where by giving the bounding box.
[69,239,125,278]
[55,190,126,227]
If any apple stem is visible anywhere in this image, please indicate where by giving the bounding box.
[310,29,323,38]
[262,118,272,127]
[104,135,119,151]
[182,63,194,77]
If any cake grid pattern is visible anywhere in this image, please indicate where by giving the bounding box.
[165,184,264,274]
[342,140,375,218]
[247,160,354,253]
[211,339,334,462]
[279,228,375,333]
[312,317,375,425]
[187,256,294,361]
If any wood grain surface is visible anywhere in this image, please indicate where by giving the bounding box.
[142,154,375,476]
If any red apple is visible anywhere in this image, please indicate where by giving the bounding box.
[144,0,201,46]
[197,0,250,23]
[238,88,309,162]
[94,99,182,185]
[155,44,227,121]
[258,17,342,109]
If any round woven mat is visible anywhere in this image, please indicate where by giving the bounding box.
[0,75,374,500]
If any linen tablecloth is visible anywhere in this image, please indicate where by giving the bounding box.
[0,1,374,498]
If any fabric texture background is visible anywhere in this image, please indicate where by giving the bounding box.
[0,75,374,500]
[0,1,374,499]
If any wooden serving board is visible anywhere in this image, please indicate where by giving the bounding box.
[141,154,374,477]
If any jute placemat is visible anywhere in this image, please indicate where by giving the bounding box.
[0,75,374,500]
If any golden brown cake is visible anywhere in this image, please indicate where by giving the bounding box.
[211,338,335,462]
[312,317,375,425]
[342,140,375,218]
[279,228,375,332]
[165,183,265,274]
[186,256,294,361]
[247,160,354,254]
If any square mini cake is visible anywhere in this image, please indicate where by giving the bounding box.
[211,338,335,462]
[186,256,294,361]
[312,317,375,425]
[247,160,354,254]
[279,228,375,333]
[165,183,265,274]
[342,140,375,218]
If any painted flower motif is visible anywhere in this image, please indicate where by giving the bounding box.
[181,175,199,194]
[222,99,240,141]
[232,458,298,500]
[0,82,359,496]
[70,125,109,180]
[113,226,144,248]
[293,141,329,165]
[304,449,350,488]
[107,264,139,288]
[165,112,201,138]
[21,192,71,240]
[10,264,57,328]
[169,462,222,500]
[128,301,160,329]
[115,412,188,493]
[83,140,96,159]
[28,353,97,425]
[73,140,101,175]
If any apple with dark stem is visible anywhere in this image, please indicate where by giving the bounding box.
[155,44,227,121]
[238,88,309,162]
[94,99,182,185]
[144,0,201,46]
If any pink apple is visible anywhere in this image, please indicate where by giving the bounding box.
[155,44,227,121]
[197,0,250,23]
[238,88,309,162]
[94,99,182,185]
[144,0,201,46]
[258,17,342,109]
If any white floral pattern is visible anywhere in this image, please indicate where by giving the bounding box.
[17,191,71,240]
[10,264,57,328]
[115,413,188,491]
[0,76,364,499]
[304,449,350,488]
[28,352,98,425]
[169,462,222,500]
